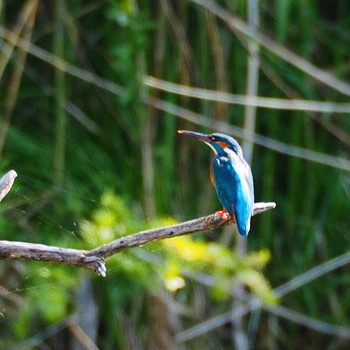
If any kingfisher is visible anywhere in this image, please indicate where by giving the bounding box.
[178,130,254,236]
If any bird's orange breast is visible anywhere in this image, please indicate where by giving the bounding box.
[210,164,215,186]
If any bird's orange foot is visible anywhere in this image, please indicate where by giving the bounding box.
[215,209,231,221]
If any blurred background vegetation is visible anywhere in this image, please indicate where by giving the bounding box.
[1,0,350,349]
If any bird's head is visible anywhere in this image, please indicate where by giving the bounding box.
[178,130,243,157]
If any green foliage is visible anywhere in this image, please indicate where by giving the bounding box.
[163,236,275,302]
[13,265,77,338]
[1,0,350,348]
[81,191,275,302]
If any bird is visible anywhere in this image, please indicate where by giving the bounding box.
[178,130,254,236]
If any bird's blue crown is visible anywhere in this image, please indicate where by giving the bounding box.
[207,133,243,157]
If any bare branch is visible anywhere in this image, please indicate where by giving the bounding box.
[0,240,106,276]
[0,202,276,276]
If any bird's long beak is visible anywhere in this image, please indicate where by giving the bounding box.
[178,130,222,155]
[178,130,210,142]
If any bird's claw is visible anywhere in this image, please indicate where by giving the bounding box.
[215,209,231,221]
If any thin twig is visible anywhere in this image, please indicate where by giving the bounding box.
[144,76,350,113]
[176,251,350,342]
[263,303,350,339]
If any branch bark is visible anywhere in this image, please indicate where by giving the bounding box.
[0,169,275,276]
[0,202,276,277]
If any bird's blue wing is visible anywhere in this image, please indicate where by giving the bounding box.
[212,156,237,213]
[212,155,254,236]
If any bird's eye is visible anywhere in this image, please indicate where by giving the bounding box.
[209,136,216,141]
